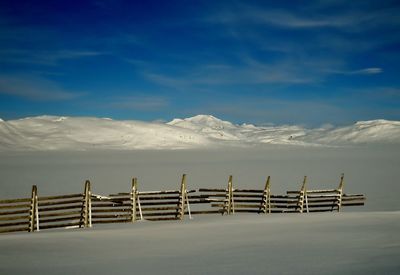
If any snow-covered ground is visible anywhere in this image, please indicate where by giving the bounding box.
[0,212,399,274]
[1,115,399,151]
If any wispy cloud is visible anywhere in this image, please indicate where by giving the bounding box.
[108,96,169,111]
[205,2,400,31]
[0,75,85,101]
[328,67,383,75]
[0,49,105,66]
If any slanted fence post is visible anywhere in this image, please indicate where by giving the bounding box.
[297,176,307,213]
[81,180,92,228]
[131,178,137,222]
[177,174,187,220]
[336,174,344,212]
[260,176,271,214]
[29,185,38,232]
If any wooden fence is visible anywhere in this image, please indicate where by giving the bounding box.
[0,174,365,234]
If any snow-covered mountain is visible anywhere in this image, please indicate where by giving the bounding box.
[0,114,399,151]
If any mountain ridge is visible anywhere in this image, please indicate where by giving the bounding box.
[0,115,399,151]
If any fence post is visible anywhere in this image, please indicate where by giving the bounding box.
[297,176,307,213]
[337,174,344,212]
[29,185,38,232]
[131,178,137,222]
[82,180,92,228]
[261,176,271,214]
[178,174,187,220]
[224,175,234,215]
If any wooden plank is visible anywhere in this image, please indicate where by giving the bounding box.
[0,198,31,204]
[0,209,29,216]
[342,202,365,206]
[0,227,30,233]
[39,211,82,218]
[342,197,366,201]
[185,210,223,215]
[138,196,180,201]
[38,194,83,201]
[287,189,338,194]
[91,203,131,207]
[38,199,83,207]
[0,220,29,227]
[38,204,82,212]
[198,188,226,192]
[92,219,131,224]
[231,194,263,198]
[233,199,263,203]
[0,204,30,210]
[233,204,262,209]
[92,208,131,213]
[145,217,178,221]
[138,190,180,195]
[233,189,264,193]
[40,216,82,224]
[39,222,82,229]
[140,201,179,206]
[143,212,177,217]
[92,214,131,219]
[0,215,29,221]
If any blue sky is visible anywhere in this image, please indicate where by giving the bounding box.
[0,0,399,126]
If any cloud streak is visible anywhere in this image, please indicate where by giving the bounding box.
[0,75,85,101]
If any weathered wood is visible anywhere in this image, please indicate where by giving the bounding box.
[143,212,178,217]
[0,227,30,233]
[39,211,82,218]
[38,199,84,207]
[92,219,131,224]
[92,214,131,219]
[0,215,30,221]
[38,194,83,201]
[39,204,83,212]
[177,174,187,220]
[29,185,38,232]
[234,199,263,203]
[146,217,178,221]
[92,208,131,214]
[91,203,131,207]
[139,190,180,195]
[40,216,82,224]
[39,222,82,229]
[136,195,180,200]
[0,204,30,210]
[140,201,181,206]
[0,198,31,204]
[287,189,339,194]
[198,188,226,192]
[185,210,224,215]
[0,220,29,227]
[233,189,264,193]
[0,210,29,216]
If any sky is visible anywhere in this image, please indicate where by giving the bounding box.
[0,0,399,126]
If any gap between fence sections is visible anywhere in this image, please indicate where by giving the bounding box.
[0,174,366,234]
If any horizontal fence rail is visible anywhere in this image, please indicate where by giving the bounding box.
[0,174,366,234]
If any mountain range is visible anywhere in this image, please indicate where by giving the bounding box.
[0,115,399,150]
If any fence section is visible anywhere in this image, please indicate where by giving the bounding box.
[0,174,366,234]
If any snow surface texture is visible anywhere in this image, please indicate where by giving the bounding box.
[0,212,399,275]
[1,115,400,151]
